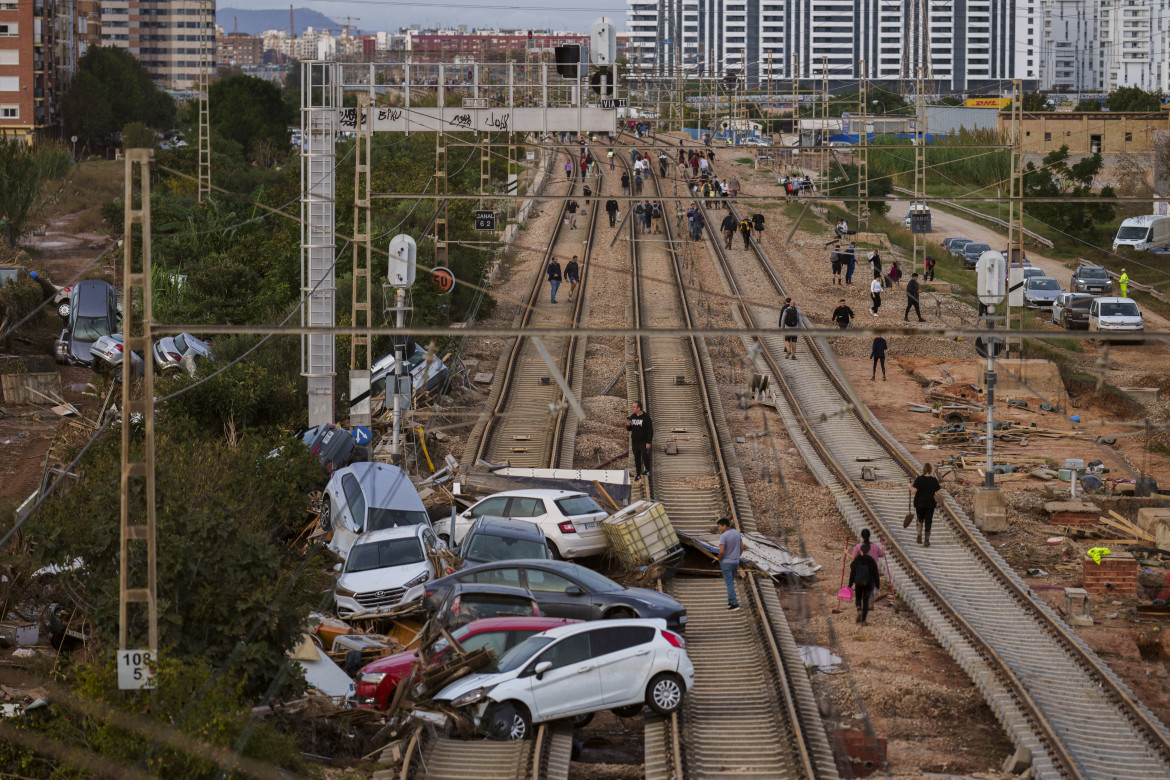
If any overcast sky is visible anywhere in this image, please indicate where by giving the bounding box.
[225,1,630,34]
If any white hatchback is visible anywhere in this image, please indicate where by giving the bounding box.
[333,525,445,618]
[434,618,693,739]
[447,490,609,559]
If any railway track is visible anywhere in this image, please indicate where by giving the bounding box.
[397,723,573,780]
[630,159,838,780]
[463,155,600,470]
[700,196,1170,780]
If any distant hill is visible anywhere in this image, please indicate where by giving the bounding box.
[217,7,341,36]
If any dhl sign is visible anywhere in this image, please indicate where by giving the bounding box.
[964,97,1012,109]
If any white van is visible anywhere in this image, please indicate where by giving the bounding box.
[1088,297,1143,343]
[1113,215,1170,252]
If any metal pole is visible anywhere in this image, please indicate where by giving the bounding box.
[985,333,995,488]
[392,286,406,464]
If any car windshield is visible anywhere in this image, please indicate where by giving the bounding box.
[1030,279,1060,290]
[366,508,431,532]
[559,565,623,593]
[74,315,111,341]
[173,334,189,353]
[555,495,605,516]
[966,244,989,254]
[346,537,425,572]
[464,534,547,562]
[1079,267,1108,279]
[1100,302,1139,317]
[494,635,554,674]
[1117,226,1150,240]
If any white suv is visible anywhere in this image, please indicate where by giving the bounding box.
[333,525,445,618]
[435,618,693,739]
[448,490,609,559]
[1089,297,1143,344]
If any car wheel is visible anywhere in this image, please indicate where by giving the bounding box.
[646,673,685,716]
[112,364,123,383]
[548,543,564,560]
[565,712,595,729]
[311,492,331,530]
[605,608,637,620]
[611,704,643,718]
[57,301,70,319]
[487,702,532,741]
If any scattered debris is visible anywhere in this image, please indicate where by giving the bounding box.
[799,645,842,672]
[605,500,683,570]
[681,531,821,579]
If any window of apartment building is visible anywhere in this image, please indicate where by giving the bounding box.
[0,2,17,9]
[0,23,16,36]
[0,50,15,66]
[1044,132,1051,142]
[0,76,17,91]
[1125,132,1133,142]
[0,105,17,118]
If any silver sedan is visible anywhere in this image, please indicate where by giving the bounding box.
[153,333,213,375]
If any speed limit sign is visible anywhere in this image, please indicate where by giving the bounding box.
[432,266,455,293]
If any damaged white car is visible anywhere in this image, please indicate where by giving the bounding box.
[433,618,693,739]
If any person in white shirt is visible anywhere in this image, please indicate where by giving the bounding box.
[870,272,883,316]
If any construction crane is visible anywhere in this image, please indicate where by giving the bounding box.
[341,15,361,37]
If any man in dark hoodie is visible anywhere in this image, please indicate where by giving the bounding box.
[626,401,654,480]
[848,541,880,624]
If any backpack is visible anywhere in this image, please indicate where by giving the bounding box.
[753,213,765,231]
[740,220,752,233]
[635,204,645,215]
[783,307,799,327]
[652,204,661,218]
[854,558,873,587]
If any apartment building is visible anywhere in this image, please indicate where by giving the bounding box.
[627,0,1041,91]
[0,0,71,140]
[101,0,215,90]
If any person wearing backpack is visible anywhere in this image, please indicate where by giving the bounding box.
[738,216,753,249]
[634,202,646,233]
[848,542,880,624]
[607,148,615,170]
[651,202,663,234]
[780,300,801,360]
[605,198,619,228]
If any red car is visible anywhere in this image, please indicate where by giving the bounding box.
[353,616,580,710]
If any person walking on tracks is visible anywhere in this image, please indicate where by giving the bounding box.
[738,215,753,249]
[870,335,888,381]
[904,272,924,322]
[907,463,942,546]
[780,299,801,360]
[751,211,765,240]
[852,528,885,560]
[547,257,563,303]
[626,401,654,480]
[848,542,880,624]
[620,171,631,197]
[651,202,663,234]
[566,198,580,230]
[832,299,854,329]
[605,198,619,228]
[659,151,669,178]
[870,271,883,316]
[565,255,581,301]
[607,148,615,170]
[720,212,737,249]
[716,518,742,611]
[844,245,857,285]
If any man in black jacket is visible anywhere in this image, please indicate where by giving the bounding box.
[832,299,854,329]
[605,199,619,228]
[904,272,924,322]
[547,257,562,304]
[626,401,654,480]
[848,542,880,624]
[720,213,737,249]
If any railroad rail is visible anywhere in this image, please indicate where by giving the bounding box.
[463,157,599,470]
[701,195,1170,780]
[632,158,838,780]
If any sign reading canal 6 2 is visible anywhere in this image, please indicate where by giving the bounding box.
[475,210,497,231]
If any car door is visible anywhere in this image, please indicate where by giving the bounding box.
[1088,300,1099,331]
[592,625,659,706]
[524,631,603,721]
[342,474,368,532]
[522,569,596,620]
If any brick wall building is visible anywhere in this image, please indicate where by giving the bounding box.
[1000,110,1170,158]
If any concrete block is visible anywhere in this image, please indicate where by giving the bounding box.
[1119,387,1160,405]
[974,487,1008,532]
[1002,743,1033,774]
[1044,501,1100,527]
[1063,587,1093,627]
[472,372,494,384]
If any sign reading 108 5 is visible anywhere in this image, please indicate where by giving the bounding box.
[117,649,157,690]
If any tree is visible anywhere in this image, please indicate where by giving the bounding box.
[1019,91,1050,112]
[1074,99,1102,112]
[62,46,175,142]
[1022,145,1116,241]
[122,121,155,149]
[824,162,894,216]
[1106,87,1163,112]
[209,75,293,160]
[28,431,325,698]
[0,138,72,248]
